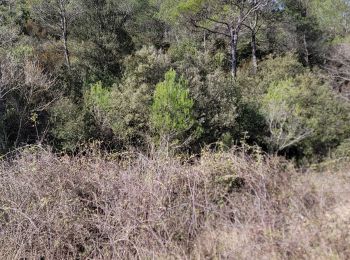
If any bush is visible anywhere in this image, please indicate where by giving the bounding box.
[261,78,312,152]
[237,53,305,104]
[107,46,171,147]
[236,53,350,159]
[49,98,87,151]
[261,71,350,158]
[171,47,239,145]
[84,81,112,133]
[1,146,349,259]
[150,69,199,151]
[333,138,350,158]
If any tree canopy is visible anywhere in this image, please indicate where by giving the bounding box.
[0,0,349,161]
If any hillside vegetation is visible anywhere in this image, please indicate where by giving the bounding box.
[0,0,350,162]
[0,146,350,259]
[1,0,350,258]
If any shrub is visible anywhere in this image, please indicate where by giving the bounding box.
[107,46,171,147]
[261,79,312,152]
[261,71,350,157]
[333,138,350,158]
[150,69,199,151]
[84,81,112,132]
[171,47,239,145]
[49,98,87,151]
[237,53,305,104]
[1,146,349,259]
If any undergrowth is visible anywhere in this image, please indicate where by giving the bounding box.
[0,146,349,259]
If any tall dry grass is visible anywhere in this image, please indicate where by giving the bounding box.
[0,146,349,259]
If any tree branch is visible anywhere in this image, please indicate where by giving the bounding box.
[191,20,230,37]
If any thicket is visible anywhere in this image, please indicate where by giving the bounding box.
[1,1,350,258]
[0,0,350,162]
[1,146,349,259]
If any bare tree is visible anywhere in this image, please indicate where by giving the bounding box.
[16,59,56,146]
[0,54,57,147]
[0,55,22,98]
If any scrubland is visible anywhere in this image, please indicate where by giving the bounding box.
[0,146,349,259]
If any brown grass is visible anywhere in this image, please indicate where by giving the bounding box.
[0,146,349,259]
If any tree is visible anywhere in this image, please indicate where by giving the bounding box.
[242,0,276,74]
[150,69,197,151]
[0,54,56,150]
[308,0,350,36]
[32,0,82,69]
[326,43,350,99]
[261,70,350,156]
[282,0,326,66]
[262,79,312,152]
[174,48,239,144]
[160,0,270,78]
[72,0,148,83]
[109,46,171,146]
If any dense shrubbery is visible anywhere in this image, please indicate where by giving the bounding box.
[45,49,350,161]
[1,146,349,259]
[0,1,350,161]
[1,1,350,258]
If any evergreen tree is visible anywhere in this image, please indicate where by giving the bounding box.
[150,69,197,151]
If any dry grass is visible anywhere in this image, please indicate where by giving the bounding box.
[0,146,349,259]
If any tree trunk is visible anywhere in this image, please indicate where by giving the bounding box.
[251,31,258,74]
[0,96,6,151]
[303,33,309,67]
[62,17,71,69]
[59,1,71,69]
[230,28,239,79]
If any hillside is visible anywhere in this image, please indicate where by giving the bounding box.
[1,0,350,259]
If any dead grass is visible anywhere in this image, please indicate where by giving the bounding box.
[0,146,349,259]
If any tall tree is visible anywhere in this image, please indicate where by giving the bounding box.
[242,0,276,74]
[162,0,270,78]
[32,0,82,69]
[72,0,148,83]
[282,0,325,66]
[308,0,350,37]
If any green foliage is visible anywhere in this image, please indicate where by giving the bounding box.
[334,139,350,158]
[50,98,87,152]
[235,54,306,147]
[237,53,305,104]
[177,0,205,14]
[156,0,204,23]
[192,69,239,143]
[108,46,171,146]
[81,81,127,147]
[72,0,149,83]
[261,71,350,157]
[1,0,350,163]
[150,69,198,147]
[309,0,350,36]
[59,47,172,150]
[169,46,239,144]
[282,0,327,65]
[85,82,111,113]
[262,78,311,152]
